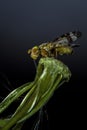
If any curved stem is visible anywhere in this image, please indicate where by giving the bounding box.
[0,58,71,130]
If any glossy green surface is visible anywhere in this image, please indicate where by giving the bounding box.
[0,57,71,130]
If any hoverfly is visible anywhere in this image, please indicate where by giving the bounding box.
[28,31,82,60]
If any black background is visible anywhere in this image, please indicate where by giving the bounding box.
[0,0,87,129]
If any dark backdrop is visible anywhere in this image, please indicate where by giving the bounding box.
[0,0,87,129]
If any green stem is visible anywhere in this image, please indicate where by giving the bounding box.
[0,57,71,130]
